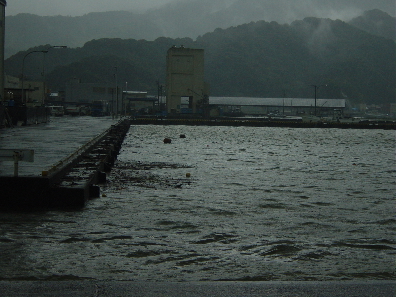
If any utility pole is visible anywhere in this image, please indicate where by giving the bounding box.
[114,67,118,118]
[157,80,159,104]
[125,81,128,116]
[311,85,318,116]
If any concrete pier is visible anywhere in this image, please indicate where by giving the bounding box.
[0,118,130,210]
[132,117,396,130]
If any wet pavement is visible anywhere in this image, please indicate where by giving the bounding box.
[0,116,118,177]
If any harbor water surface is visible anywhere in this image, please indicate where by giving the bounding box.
[0,117,394,281]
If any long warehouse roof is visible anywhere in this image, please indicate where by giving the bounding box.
[209,97,346,108]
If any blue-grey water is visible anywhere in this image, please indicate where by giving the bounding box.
[0,117,395,281]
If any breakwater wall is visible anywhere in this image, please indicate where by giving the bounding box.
[132,117,396,130]
[0,119,130,210]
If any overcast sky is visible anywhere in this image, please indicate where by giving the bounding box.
[5,0,177,16]
[5,0,395,17]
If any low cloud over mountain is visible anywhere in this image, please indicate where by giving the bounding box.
[5,0,395,57]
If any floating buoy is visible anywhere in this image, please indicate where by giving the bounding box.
[180,134,186,138]
[163,138,172,144]
[186,173,191,178]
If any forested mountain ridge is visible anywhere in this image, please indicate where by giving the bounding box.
[5,12,163,59]
[5,16,395,105]
[5,5,395,59]
[196,18,395,103]
[349,9,396,41]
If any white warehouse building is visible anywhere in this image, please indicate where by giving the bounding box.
[208,97,346,117]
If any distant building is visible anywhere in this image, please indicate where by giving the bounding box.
[22,80,47,107]
[209,97,346,117]
[65,79,112,103]
[64,79,155,115]
[123,91,157,115]
[3,76,50,126]
[4,75,47,107]
[166,46,209,114]
[64,79,117,111]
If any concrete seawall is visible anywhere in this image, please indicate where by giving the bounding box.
[132,117,396,130]
[0,118,130,210]
[0,281,394,296]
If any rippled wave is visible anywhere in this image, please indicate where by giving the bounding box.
[0,121,394,281]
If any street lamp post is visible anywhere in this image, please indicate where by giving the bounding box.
[114,67,118,118]
[41,46,67,105]
[125,81,128,116]
[21,50,48,105]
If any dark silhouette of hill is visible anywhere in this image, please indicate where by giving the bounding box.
[5,17,395,105]
[5,11,162,59]
[349,9,396,41]
[5,1,395,58]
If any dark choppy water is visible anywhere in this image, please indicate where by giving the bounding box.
[0,118,395,281]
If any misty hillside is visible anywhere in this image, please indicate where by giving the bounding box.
[5,12,163,59]
[5,17,395,105]
[349,9,396,41]
[5,0,395,58]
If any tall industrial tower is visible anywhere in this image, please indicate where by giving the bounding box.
[0,1,6,102]
[166,46,209,114]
